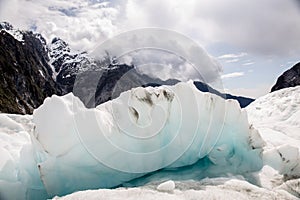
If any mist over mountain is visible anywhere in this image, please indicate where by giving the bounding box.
[0,22,255,114]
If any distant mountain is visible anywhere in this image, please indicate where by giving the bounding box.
[193,81,254,108]
[271,62,300,92]
[0,22,254,114]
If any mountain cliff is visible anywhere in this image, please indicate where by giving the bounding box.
[0,22,60,114]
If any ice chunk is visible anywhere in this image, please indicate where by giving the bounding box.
[31,81,263,197]
[157,180,175,192]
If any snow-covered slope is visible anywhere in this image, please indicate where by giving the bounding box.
[246,86,300,145]
[246,86,300,180]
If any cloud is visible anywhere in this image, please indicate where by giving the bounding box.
[1,0,300,57]
[91,28,223,83]
[217,52,247,63]
[0,0,225,84]
[218,52,247,59]
[217,52,248,63]
[120,0,300,57]
[221,72,245,79]
[242,62,255,66]
[225,59,239,63]
[0,0,119,51]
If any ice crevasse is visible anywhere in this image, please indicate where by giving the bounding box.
[1,81,265,199]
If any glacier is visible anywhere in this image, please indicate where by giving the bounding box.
[0,83,299,200]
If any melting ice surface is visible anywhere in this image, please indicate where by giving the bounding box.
[0,83,299,200]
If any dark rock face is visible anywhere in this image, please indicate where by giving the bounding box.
[271,62,300,92]
[0,25,61,114]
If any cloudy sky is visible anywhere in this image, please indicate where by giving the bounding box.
[1,0,300,98]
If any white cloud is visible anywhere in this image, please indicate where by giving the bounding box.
[1,0,300,57]
[120,0,300,57]
[225,59,239,63]
[91,29,223,83]
[221,72,245,79]
[218,52,247,59]
[0,0,119,51]
[242,62,255,66]
[217,52,247,63]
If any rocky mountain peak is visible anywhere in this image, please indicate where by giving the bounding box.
[271,62,300,92]
[0,22,13,30]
